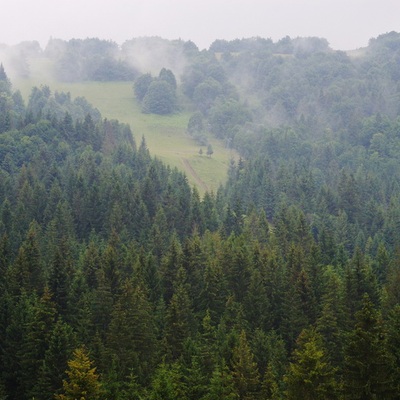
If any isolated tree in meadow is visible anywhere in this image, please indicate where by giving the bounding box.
[207,144,214,158]
[142,80,177,115]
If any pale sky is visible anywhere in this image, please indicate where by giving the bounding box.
[1,0,399,51]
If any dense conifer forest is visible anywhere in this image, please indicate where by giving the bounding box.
[1,32,400,399]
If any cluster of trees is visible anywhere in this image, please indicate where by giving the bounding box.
[182,32,400,151]
[181,52,251,141]
[212,32,400,134]
[134,68,178,115]
[2,31,400,399]
[0,36,198,83]
[44,38,138,82]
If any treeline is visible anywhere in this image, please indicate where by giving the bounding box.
[0,36,197,82]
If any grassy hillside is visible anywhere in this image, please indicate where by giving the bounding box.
[14,75,236,194]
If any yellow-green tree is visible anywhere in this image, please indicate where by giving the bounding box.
[55,346,102,400]
[284,327,339,400]
[231,330,260,400]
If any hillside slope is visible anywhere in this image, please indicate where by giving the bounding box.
[14,71,235,194]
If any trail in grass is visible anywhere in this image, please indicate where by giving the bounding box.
[182,158,208,193]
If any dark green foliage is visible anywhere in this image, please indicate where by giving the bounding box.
[203,360,238,400]
[34,317,76,399]
[106,280,157,384]
[135,67,179,115]
[159,68,177,89]
[343,294,396,399]
[231,330,260,399]
[284,327,339,399]
[209,99,251,139]
[134,73,154,101]
[142,80,178,115]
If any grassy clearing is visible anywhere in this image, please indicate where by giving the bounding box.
[14,77,236,194]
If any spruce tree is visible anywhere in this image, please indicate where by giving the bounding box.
[55,347,102,400]
[231,330,260,400]
[34,318,76,399]
[343,294,395,399]
[202,360,238,400]
[106,279,157,384]
[164,267,194,360]
[284,327,339,400]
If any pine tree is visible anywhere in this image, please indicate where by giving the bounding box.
[284,327,339,400]
[182,232,206,314]
[243,265,269,331]
[106,279,157,384]
[149,361,186,400]
[386,305,400,394]
[102,230,122,295]
[184,355,208,400]
[316,266,346,367]
[160,235,183,304]
[222,234,251,303]
[10,221,44,294]
[0,233,10,291]
[231,330,260,400]
[0,64,11,94]
[17,288,57,398]
[55,347,102,400]
[201,258,229,324]
[34,318,76,399]
[198,310,218,375]
[91,268,113,336]
[49,237,73,316]
[343,294,396,399]
[82,240,101,290]
[262,363,280,400]
[202,360,238,400]
[1,293,32,397]
[164,267,194,360]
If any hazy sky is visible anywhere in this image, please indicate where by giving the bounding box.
[1,0,399,50]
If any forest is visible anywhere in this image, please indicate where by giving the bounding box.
[1,31,400,399]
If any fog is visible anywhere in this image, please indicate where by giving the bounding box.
[1,0,399,51]
[121,37,188,78]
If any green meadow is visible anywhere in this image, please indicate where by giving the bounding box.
[14,76,236,195]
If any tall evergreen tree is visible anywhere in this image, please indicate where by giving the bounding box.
[34,318,76,400]
[284,327,339,400]
[202,360,238,400]
[165,267,194,360]
[231,330,260,400]
[343,294,395,399]
[106,279,157,384]
[55,347,102,400]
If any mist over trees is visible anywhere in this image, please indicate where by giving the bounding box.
[1,31,400,399]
